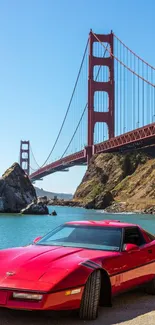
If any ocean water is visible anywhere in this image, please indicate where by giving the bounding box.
[0,206,154,249]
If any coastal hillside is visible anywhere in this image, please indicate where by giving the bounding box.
[35,186,72,200]
[73,151,155,212]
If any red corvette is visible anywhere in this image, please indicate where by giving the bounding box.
[0,219,155,320]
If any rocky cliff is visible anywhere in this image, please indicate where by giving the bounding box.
[73,151,155,212]
[0,163,37,213]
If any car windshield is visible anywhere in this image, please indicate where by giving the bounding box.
[36,225,122,251]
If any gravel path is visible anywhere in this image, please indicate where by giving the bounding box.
[0,290,155,325]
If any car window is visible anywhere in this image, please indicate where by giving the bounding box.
[36,225,122,251]
[123,227,146,246]
[45,227,74,241]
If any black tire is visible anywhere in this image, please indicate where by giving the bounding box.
[79,270,101,320]
[145,278,155,295]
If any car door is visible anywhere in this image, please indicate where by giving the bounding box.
[120,226,155,291]
[104,227,145,294]
[140,229,155,281]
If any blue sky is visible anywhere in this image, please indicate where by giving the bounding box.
[0,0,155,194]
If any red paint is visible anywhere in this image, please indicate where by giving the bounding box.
[124,243,139,252]
[94,122,155,154]
[0,220,155,312]
[86,30,114,162]
[33,236,42,243]
[0,288,84,311]
[66,220,133,227]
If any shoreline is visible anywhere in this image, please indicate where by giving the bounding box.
[48,199,155,215]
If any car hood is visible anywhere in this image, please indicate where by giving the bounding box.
[0,245,117,282]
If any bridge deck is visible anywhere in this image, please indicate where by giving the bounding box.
[30,150,87,182]
[30,123,155,182]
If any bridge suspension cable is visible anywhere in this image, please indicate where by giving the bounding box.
[61,44,109,158]
[30,165,38,172]
[30,145,41,169]
[31,38,89,170]
[113,33,155,70]
[61,103,88,158]
[92,32,155,87]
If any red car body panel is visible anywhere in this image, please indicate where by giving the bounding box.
[0,220,154,311]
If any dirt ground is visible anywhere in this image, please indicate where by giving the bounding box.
[0,290,155,325]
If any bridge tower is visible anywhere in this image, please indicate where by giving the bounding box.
[20,140,30,175]
[86,30,115,162]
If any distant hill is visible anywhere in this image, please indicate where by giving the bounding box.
[34,186,73,200]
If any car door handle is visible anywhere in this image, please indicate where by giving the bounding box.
[148,249,152,254]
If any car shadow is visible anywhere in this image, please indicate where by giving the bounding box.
[0,289,155,325]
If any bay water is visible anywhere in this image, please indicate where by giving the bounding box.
[0,206,154,249]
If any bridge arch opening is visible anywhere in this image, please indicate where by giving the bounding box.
[94,66,109,83]
[94,122,108,144]
[94,91,109,113]
[93,42,110,58]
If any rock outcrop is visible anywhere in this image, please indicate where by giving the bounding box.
[0,163,37,213]
[48,198,82,207]
[50,210,57,216]
[73,151,152,211]
[21,201,49,215]
[37,196,48,204]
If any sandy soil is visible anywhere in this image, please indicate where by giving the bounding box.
[0,290,155,325]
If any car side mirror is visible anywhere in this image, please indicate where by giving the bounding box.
[33,236,42,244]
[123,243,139,252]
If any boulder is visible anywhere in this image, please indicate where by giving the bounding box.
[50,210,57,216]
[95,191,113,209]
[0,163,36,213]
[84,200,95,209]
[143,207,155,215]
[84,191,113,209]
[37,196,48,204]
[21,202,49,215]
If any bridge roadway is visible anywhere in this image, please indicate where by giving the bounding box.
[30,122,155,182]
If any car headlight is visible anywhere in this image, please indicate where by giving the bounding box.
[13,292,43,300]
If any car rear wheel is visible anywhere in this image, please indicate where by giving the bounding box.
[145,278,155,295]
[79,270,101,320]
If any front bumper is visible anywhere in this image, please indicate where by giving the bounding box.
[0,287,84,311]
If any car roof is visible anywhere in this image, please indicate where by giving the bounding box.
[65,220,138,228]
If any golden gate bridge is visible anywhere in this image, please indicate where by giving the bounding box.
[19,30,155,182]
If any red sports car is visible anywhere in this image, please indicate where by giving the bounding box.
[0,219,155,320]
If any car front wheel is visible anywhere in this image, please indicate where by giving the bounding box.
[79,270,101,320]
